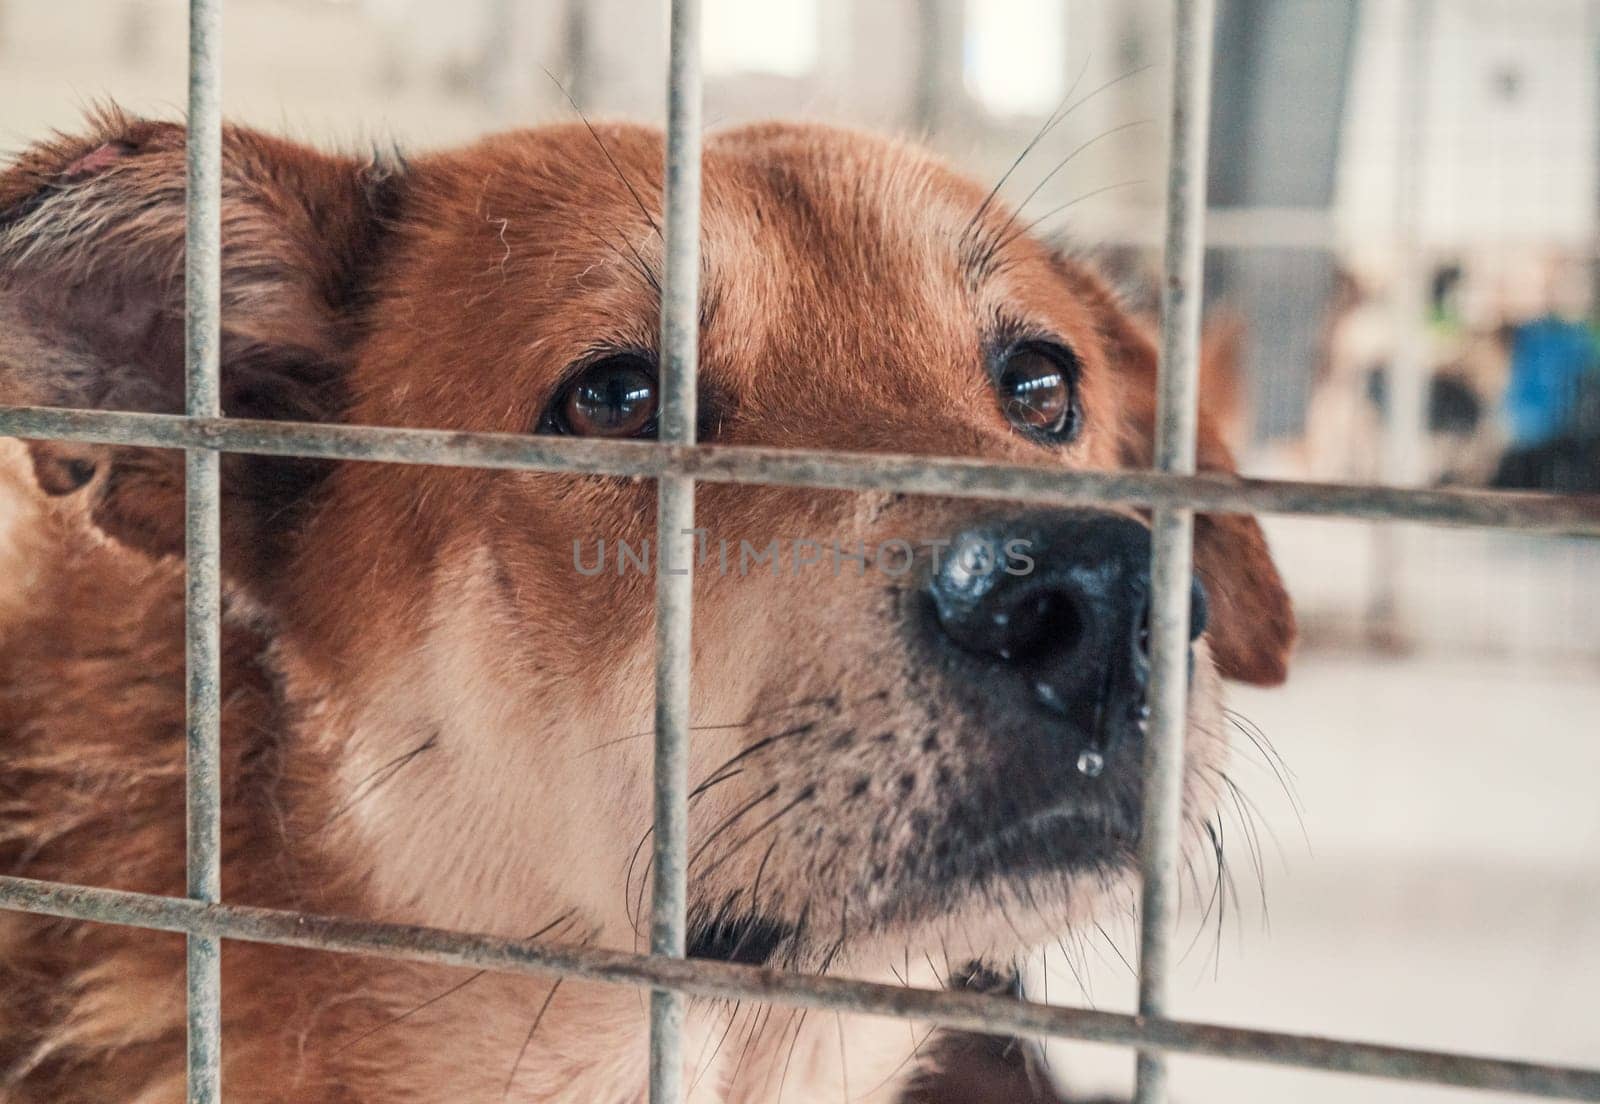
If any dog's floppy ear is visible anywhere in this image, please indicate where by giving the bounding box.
[0,108,400,596]
[1061,258,1296,685]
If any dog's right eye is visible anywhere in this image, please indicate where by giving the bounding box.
[994,341,1081,442]
[541,354,659,438]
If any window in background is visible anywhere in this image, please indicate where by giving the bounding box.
[703,0,819,78]
[964,0,1067,116]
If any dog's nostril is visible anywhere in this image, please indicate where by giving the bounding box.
[927,518,1210,723]
[996,590,1081,662]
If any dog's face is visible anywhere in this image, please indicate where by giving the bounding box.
[1,114,1293,972]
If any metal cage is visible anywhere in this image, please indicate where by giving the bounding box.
[1,1,1599,1102]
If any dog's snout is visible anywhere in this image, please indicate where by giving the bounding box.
[926,513,1207,750]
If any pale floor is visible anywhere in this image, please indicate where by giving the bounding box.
[1040,650,1600,1103]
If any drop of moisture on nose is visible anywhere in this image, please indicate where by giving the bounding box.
[944,531,1001,598]
[1076,748,1105,778]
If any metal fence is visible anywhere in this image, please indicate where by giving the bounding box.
[0,1,1598,1102]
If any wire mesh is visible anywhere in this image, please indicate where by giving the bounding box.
[0,1,1598,1103]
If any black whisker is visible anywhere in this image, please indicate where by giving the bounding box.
[623,765,762,933]
[1002,177,1148,250]
[728,1001,779,1091]
[997,118,1152,233]
[964,62,1156,271]
[586,690,850,756]
[315,732,438,833]
[775,1007,810,1104]
[689,999,743,1095]
[333,910,577,1055]
[501,978,564,1101]
[1180,815,1225,964]
[1224,709,1310,843]
[1047,934,1089,1007]
[1092,919,1136,978]
[747,833,781,920]
[855,1011,940,1101]
[574,221,662,297]
[539,66,662,241]
[689,785,781,869]
[963,50,1096,242]
[694,791,811,882]
[1217,766,1293,867]
[1212,766,1273,924]
[584,719,757,757]
[334,970,487,1055]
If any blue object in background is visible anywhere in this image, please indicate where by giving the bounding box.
[1503,316,1598,446]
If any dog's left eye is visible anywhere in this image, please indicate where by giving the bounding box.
[996,343,1081,441]
[542,355,659,438]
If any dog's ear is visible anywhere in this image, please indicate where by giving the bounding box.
[1060,258,1296,685]
[0,109,400,596]
[1199,309,1249,453]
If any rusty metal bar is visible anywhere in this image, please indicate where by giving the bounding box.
[1135,2,1215,1102]
[1,876,1597,1101]
[1,406,1597,535]
[651,2,701,1101]
[183,0,224,1098]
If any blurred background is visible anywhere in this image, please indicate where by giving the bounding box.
[2,1,1596,1101]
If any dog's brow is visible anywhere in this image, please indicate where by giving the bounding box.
[960,229,1012,292]
[575,222,663,298]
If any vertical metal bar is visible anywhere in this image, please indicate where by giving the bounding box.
[482,0,521,119]
[1381,0,1431,490]
[1369,0,1432,643]
[651,2,701,1103]
[1133,2,1214,1103]
[184,0,223,1100]
[562,0,593,112]
[911,0,952,135]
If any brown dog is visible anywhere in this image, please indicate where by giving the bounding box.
[0,110,1293,1103]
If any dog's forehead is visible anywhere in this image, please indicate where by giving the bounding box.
[705,123,981,267]
[425,119,1059,307]
[394,121,1102,415]
[697,124,987,357]
[692,129,1108,407]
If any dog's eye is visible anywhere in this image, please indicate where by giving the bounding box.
[996,343,1081,440]
[545,355,659,438]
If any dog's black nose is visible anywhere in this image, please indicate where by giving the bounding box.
[925,512,1206,769]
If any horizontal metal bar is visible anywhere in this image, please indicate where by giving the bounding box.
[2,405,1596,535]
[0,876,1596,1100]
